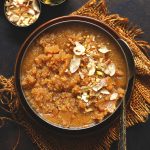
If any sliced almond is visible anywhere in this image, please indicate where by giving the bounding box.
[6,11,12,16]
[110,93,118,100]
[99,95,102,99]
[73,41,85,55]
[17,0,25,5]
[98,101,116,113]
[5,1,11,6]
[98,46,111,54]
[105,101,116,113]
[104,63,116,76]
[9,14,19,22]
[81,92,89,103]
[28,8,35,15]
[32,0,40,12]
[87,58,96,76]
[69,55,81,73]
[79,71,84,79]
[23,18,31,26]
[92,84,102,92]
[92,78,107,92]
[100,89,110,95]
[65,69,68,73]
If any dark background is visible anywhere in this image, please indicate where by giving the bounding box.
[0,0,150,150]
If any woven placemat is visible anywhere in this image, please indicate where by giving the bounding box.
[0,0,150,149]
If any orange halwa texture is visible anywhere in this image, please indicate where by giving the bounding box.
[21,24,126,128]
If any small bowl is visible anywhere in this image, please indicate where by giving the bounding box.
[4,0,41,28]
[14,16,135,136]
[40,0,67,6]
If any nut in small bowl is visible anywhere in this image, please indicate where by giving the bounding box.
[40,0,66,6]
[4,0,41,27]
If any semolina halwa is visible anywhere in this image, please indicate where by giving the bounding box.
[21,23,127,128]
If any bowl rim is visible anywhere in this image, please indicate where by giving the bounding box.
[14,15,135,133]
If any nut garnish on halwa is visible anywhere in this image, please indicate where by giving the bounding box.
[21,24,127,128]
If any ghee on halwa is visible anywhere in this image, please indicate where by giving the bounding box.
[21,23,127,128]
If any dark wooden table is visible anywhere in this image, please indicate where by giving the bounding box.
[0,0,149,150]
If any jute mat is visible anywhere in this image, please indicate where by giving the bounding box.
[0,0,150,149]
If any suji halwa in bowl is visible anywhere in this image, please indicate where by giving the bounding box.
[21,23,127,128]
